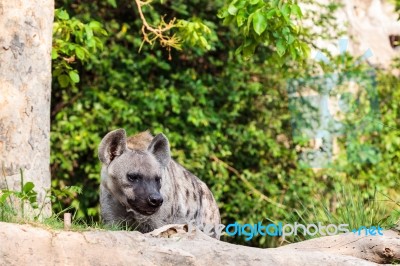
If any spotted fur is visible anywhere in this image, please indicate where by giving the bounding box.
[99,129,221,238]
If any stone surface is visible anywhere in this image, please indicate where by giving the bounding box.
[1,222,399,265]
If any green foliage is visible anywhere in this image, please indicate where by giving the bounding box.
[41,215,130,231]
[0,168,83,223]
[394,0,400,17]
[176,19,217,51]
[125,0,219,54]
[218,0,309,60]
[121,0,307,59]
[0,170,39,221]
[50,0,400,248]
[52,9,107,89]
[284,185,400,243]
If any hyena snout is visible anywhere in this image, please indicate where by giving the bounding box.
[148,194,163,207]
[127,191,163,215]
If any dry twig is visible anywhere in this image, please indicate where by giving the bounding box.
[134,0,181,59]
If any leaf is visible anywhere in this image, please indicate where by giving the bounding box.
[69,71,80,83]
[276,39,286,56]
[266,8,276,19]
[199,36,210,50]
[0,191,11,203]
[300,42,310,58]
[223,15,235,25]
[289,45,296,60]
[287,34,295,44]
[58,74,70,88]
[281,3,290,18]
[85,25,94,39]
[22,182,35,194]
[236,9,247,27]
[66,186,83,194]
[217,8,229,19]
[282,27,290,35]
[243,43,257,59]
[235,44,243,56]
[291,4,303,18]
[247,13,255,31]
[228,2,239,15]
[94,37,104,50]
[89,21,103,30]
[51,49,59,60]
[75,47,85,60]
[234,0,247,9]
[107,0,117,8]
[253,10,267,35]
[56,9,70,20]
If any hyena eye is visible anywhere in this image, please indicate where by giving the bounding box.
[127,173,142,182]
[155,176,161,184]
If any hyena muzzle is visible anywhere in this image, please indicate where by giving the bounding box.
[98,129,221,238]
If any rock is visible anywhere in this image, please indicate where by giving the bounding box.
[1,222,399,265]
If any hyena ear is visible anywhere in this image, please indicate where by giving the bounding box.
[98,129,127,165]
[148,133,171,168]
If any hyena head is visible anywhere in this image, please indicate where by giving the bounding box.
[98,129,170,215]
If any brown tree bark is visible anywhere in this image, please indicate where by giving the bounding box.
[0,0,54,217]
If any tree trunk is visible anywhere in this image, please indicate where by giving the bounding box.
[0,0,54,217]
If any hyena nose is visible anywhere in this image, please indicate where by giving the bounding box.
[148,194,163,207]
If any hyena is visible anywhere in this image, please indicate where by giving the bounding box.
[98,129,221,238]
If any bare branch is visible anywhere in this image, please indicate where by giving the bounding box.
[133,0,181,58]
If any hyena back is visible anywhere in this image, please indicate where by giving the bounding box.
[98,129,220,237]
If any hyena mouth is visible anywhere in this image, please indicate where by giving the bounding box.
[127,199,161,216]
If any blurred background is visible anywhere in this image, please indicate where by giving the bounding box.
[51,0,400,247]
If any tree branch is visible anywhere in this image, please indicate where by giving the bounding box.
[133,0,181,59]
